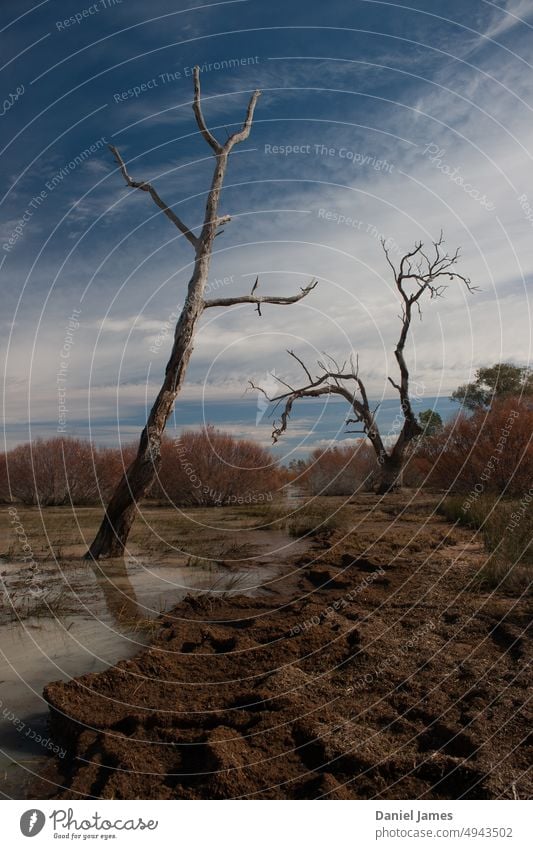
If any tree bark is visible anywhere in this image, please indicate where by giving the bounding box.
[86,249,211,558]
[86,73,316,559]
[376,452,404,494]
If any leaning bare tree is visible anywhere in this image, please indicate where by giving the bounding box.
[253,234,476,494]
[86,69,317,559]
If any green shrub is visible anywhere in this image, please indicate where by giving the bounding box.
[439,494,532,593]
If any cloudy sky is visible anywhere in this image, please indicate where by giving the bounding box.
[1,0,532,459]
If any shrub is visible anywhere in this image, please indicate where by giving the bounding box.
[154,426,284,507]
[298,442,378,496]
[439,492,532,593]
[0,438,135,506]
[417,397,533,497]
[1,429,283,508]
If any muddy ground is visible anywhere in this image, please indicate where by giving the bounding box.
[30,493,531,799]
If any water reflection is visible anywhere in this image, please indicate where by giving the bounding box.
[89,559,141,627]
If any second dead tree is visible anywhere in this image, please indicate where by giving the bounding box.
[253,234,476,494]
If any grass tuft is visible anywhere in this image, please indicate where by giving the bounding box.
[439,494,532,593]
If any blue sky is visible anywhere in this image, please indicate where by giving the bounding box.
[1,0,532,461]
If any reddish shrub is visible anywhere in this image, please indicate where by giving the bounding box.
[154,426,284,506]
[417,397,533,496]
[298,442,378,496]
[0,438,136,506]
[0,453,9,503]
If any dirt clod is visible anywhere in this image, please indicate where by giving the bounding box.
[33,494,532,800]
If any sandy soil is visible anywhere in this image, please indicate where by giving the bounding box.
[28,492,532,799]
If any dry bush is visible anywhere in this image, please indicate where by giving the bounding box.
[401,453,432,488]
[298,442,378,496]
[154,426,284,507]
[0,438,136,506]
[417,397,533,497]
[0,429,282,508]
[0,453,9,503]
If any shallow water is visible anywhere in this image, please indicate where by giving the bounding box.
[0,553,283,798]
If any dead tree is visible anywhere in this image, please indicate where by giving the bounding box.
[86,69,317,559]
[252,234,476,494]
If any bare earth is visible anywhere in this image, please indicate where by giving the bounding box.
[24,493,532,799]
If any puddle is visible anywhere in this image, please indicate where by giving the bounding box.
[0,542,298,798]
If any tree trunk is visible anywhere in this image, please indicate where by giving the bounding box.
[259,236,472,499]
[84,73,318,559]
[376,453,404,494]
[86,239,215,559]
[85,429,161,558]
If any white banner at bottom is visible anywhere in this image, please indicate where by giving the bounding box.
[3,799,531,848]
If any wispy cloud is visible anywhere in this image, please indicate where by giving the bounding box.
[482,0,533,41]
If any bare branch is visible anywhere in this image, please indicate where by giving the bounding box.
[271,387,334,443]
[270,372,298,393]
[272,394,297,443]
[249,231,476,494]
[248,380,273,401]
[381,237,397,279]
[108,145,198,248]
[251,348,383,451]
[192,67,223,153]
[192,67,261,155]
[203,279,318,311]
[225,88,262,149]
[287,349,313,383]
[393,235,478,303]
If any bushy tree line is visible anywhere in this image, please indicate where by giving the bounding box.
[294,443,378,496]
[3,392,531,507]
[0,438,135,506]
[450,363,533,411]
[0,427,285,507]
[414,397,533,497]
[294,397,532,498]
[155,426,285,506]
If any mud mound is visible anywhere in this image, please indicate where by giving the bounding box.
[33,502,532,800]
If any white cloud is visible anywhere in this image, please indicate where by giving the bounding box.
[3,18,533,449]
[482,0,533,41]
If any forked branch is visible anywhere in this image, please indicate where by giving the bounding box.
[192,67,223,153]
[192,66,261,154]
[109,68,262,255]
[250,351,380,447]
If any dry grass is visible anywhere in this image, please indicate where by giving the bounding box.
[285,504,343,538]
[439,494,532,593]
[235,499,347,538]
[200,571,254,599]
[0,583,76,625]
